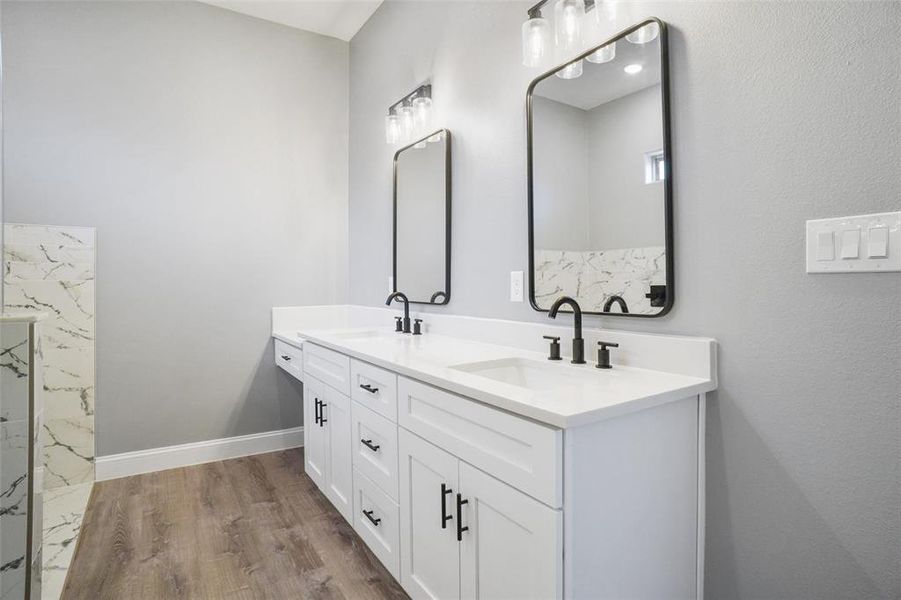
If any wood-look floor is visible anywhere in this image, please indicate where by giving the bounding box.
[62,449,409,600]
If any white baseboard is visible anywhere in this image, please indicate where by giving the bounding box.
[95,427,303,482]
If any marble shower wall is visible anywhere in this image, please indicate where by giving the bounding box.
[4,225,95,489]
[535,247,666,315]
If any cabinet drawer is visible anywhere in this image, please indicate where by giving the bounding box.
[352,401,399,501]
[274,339,303,381]
[398,377,562,508]
[351,360,398,422]
[353,467,400,580]
[303,343,350,395]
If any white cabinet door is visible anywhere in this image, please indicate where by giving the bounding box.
[399,429,461,600]
[303,377,327,490]
[322,385,353,522]
[459,463,562,600]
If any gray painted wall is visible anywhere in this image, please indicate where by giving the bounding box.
[3,1,349,456]
[350,2,900,598]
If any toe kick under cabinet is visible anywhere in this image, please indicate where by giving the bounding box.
[301,342,702,600]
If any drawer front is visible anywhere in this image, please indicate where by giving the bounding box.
[274,339,303,381]
[303,343,350,396]
[352,401,399,501]
[353,467,401,580]
[397,377,562,508]
[351,360,398,422]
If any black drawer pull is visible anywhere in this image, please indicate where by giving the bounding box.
[361,439,380,452]
[456,493,469,541]
[359,384,379,394]
[440,483,453,529]
[318,400,327,426]
[281,355,292,361]
[314,398,321,425]
[363,509,381,526]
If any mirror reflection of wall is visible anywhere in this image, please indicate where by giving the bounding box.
[394,130,451,304]
[530,25,670,316]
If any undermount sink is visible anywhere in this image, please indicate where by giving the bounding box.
[451,357,597,391]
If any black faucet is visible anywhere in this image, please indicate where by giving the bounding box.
[603,295,629,314]
[548,296,585,364]
[386,292,411,333]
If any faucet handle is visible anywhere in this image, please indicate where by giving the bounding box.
[543,335,562,361]
[394,316,403,333]
[596,341,619,369]
[413,319,423,335]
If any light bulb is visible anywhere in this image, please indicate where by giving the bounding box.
[385,112,400,144]
[586,41,615,64]
[522,16,552,67]
[556,59,583,79]
[399,104,415,142]
[412,95,432,136]
[623,63,642,75]
[625,21,659,44]
[554,0,585,54]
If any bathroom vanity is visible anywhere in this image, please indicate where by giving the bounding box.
[272,305,716,600]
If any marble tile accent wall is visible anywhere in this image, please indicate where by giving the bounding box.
[0,319,43,599]
[4,225,96,489]
[535,247,666,315]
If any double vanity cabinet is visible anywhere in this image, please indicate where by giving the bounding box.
[273,315,715,600]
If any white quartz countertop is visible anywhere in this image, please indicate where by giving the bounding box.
[273,327,715,429]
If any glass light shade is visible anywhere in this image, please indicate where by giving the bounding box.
[414,140,427,149]
[428,131,443,143]
[555,59,583,79]
[586,41,615,64]
[399,104,415,142]
[412,96,433,136]
[522,17,552,67]
[385,113,400,144]
[625,21,659,44]
[554,0,585,53]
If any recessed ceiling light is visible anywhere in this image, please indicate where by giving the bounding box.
[624,63,643,75]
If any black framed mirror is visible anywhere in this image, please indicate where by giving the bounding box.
[527,18,672,317]
[393,128,452,305]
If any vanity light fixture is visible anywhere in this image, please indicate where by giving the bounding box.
[522,0,624,75]
[625,21,659,44]
[385,83,433,145]
[623,63,643,74]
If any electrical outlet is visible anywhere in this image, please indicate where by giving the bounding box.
[510,271,524,302]
[388,276,394,295]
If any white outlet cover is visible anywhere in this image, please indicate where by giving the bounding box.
[510,271,524,302]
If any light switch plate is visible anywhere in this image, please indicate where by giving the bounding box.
[388,276,394,295]
[510,271,524,302]
[806,211,901,273]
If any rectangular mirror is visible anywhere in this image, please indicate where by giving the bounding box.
[527,19,672,317]
[393,128,451,304]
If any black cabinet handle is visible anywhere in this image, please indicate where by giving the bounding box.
[318,400,327,426]
[359,383,379,394]
[455,493,469,541]
[363,509,381,526]
[281,355,292,361]
[440,484,453,529]
[361,439,380,452]
[314,398,321,425]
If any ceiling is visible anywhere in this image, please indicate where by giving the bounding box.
[200,0,384,41]
[533,37,661,110]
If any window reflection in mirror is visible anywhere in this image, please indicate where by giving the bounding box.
[394,129,451,304]
[528,20,671,317]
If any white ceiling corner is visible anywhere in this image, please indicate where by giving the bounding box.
[199,0,384,41]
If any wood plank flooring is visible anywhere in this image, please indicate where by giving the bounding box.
[62,449,409,600]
